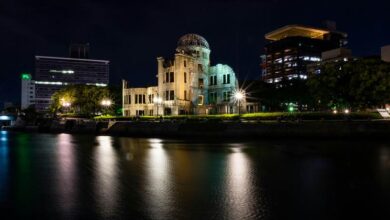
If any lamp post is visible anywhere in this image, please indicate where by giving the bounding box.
[153,96,162,116]
[234,90,244,115]
[100,99,112,115]
[60,98,71,113]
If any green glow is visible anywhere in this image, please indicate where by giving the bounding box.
[21,73,31,80]
[288,106,294,112]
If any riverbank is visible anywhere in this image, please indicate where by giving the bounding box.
[4,118,390,139]
[105,120,390,139]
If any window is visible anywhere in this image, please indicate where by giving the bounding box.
[135,95,138,104]
[170,90,174,100]
[143,95,146,104]
[184,60,186,67]
[199,78,204,88]
[184,90,187,100]
[184,72,187,83]
[149,110,153,116]
[227,74,230,84]
[223,75,226,84]
[223,91,231,102]
[170,72,174,82]
[148,95,152,103]
[165,72,169,83]
[209,92,217,103]
[165,91,169,100]
[209,75,217,86]
[198,64,203,72]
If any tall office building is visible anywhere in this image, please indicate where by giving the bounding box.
[261,24,347,83]
[20,45,110,111]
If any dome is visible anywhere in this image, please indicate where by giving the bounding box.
[177,34,210,50]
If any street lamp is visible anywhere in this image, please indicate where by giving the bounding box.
[233,90,245,115]
[60,98,71,108]
[153,96,162,116]
[100,99,112,115]
[101,99,112,107]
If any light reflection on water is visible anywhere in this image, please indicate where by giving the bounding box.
[1,133,390,219]
[0,131,9,201]
[225,146,263,219]
[56,133,77,212]
[94,136,119,218]
[145,138,175,219]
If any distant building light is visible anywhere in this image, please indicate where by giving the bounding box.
[35,81,66,85]
[86,83,107,87]
[49,70,75,74]
[21,73,32,80]
[0,115,11,120]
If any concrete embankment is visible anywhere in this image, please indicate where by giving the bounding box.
[106,120,390,138]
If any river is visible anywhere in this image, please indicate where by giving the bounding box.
[0,131,390,219]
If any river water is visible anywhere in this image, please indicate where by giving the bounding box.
[0,131,390,219]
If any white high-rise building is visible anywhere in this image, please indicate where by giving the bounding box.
[20,73,36,110]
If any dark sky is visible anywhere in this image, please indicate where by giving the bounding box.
[1,0,389,105]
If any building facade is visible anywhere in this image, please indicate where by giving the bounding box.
[261,24,347,83]
[123,34,242,116]
[30,52,109,111]
[382,45,390,62]
[307,48,354,75]
[21,73,36,109]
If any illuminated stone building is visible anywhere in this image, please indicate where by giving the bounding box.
[261,24,347,83]
[123,34,241,116]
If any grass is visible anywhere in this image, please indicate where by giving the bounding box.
[93,112,382,121]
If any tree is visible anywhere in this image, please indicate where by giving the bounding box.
[307,58,390,110]
[50,85,114,116]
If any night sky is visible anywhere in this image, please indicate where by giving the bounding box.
[1,0,389,106]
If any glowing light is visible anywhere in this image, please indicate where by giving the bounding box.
[153,97,162,104]
[49,70,74,74]
[60,98,71,107]
[333,110,338,114]
[21,73,32,80]
[233,90,244,101]
[344,109,350,114]
[101,99,112,107]
[0,116,11,121]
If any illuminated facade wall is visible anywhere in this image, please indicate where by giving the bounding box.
[34,56,109,111]
[20,73,35,110]
[123,34,241,116]
[262,25,347,83]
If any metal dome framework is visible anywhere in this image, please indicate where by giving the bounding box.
[177,33,210,50]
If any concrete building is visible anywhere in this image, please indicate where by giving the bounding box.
[20,73,36,109]
[123,34,242,116]
[261,24,347,83]
[382,45,390,62]
[22,44,110,111]
[307,48,354,75]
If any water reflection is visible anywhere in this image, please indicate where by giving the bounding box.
[0,131,9,201]
[16,133,32,206]
[225,147,262,219]
[56,134,77,212]
[94,136,119,218]
[145,138,175,219]
[378,147,390,192]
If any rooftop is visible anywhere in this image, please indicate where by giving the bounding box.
[265,25,331,41]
